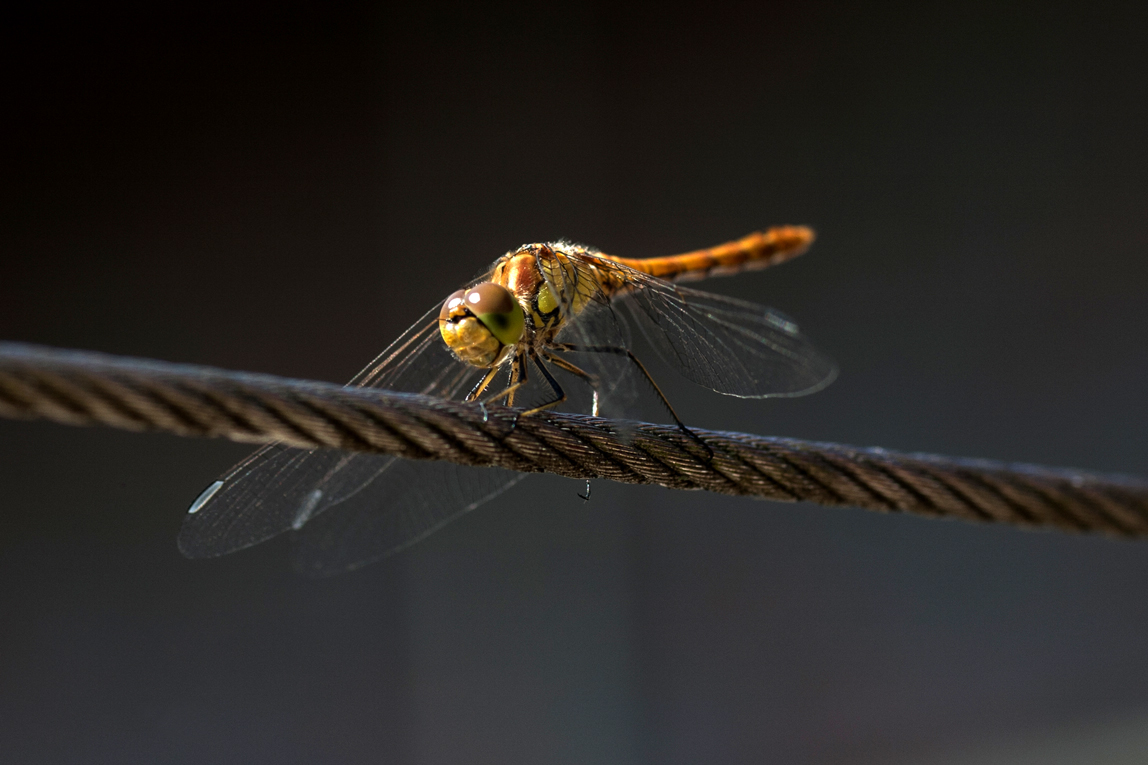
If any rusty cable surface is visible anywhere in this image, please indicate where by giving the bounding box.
[0,341,1146,537]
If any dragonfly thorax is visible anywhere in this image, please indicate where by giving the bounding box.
[438,282,525,368]
[492,244,596,344]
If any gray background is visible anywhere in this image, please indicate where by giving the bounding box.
[3,3,1148,763]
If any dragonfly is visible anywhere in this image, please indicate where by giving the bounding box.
[179,226,837,575]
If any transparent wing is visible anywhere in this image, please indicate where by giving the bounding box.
[566,251,837,398]
[289,459,520,576]
[178,296,525,574]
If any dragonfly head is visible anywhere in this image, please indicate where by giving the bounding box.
[438,282,525,367]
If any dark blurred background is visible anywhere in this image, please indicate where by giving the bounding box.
[3,2,1148,763]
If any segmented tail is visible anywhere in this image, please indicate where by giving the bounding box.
[605,225,815,283]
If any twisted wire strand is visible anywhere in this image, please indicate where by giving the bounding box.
[0,341,1145,537]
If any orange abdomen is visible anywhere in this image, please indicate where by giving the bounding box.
[605,225,815,283]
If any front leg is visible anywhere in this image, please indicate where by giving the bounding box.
[481,351,528,407]
[466,366,503,403]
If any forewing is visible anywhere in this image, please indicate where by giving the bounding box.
[178,298,524,570]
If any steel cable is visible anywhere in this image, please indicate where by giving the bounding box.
[0,341,1145,537]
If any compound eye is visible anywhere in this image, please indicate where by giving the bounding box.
[439,290,466,324]
[467,282,525,346]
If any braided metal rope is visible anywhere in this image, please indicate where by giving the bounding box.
[0,341,1145,537]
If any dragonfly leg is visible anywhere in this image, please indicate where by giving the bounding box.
[520,352,567,415]
[551,343,713,459]
[541,351,600,417]
[482,351,568,415]
[466,365,503,403]
[466,356,525,438]
[481,352,528,407]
